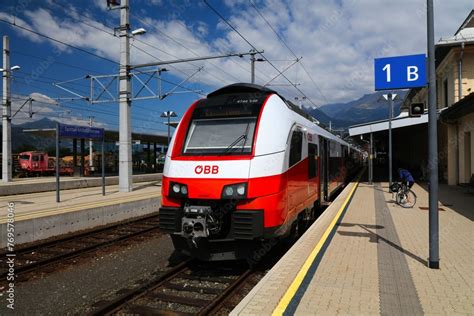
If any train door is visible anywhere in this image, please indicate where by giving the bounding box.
[308,142,319,200]
[320,137,329,201]
[287,127,304,215]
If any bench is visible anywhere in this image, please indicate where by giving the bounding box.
[459,174,474,193]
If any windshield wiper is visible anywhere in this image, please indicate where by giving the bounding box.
[222,134,247,154]
[222,123,252,154]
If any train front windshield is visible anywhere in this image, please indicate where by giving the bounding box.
[183,117,257,155]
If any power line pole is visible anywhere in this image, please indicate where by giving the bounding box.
[250,52,256,84]
[427,0,439,269]
[2,36,12,183]
[118,0,132,192]
[89,116,94,173]
[250,50,264,84]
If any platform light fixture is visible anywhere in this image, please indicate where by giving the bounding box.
[131,28,147,36]
[0,65,20,72]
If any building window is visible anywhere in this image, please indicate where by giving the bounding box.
[443,78,448,107]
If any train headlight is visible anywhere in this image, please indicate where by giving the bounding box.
[225,186,234,196]
[169,182,188,198]
[222,183,247,199]
[172,184,181,193]
[237,184,246,196]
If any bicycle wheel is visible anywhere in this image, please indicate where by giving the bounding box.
[396,192,406,206]
[399,190,416,208]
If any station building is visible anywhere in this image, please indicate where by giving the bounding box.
[350,10,474,185]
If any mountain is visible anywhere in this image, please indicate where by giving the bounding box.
[312,91,408,128]
[0,118,57,153]
[303,106,354,129]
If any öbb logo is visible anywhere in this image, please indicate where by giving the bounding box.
[194,165,219,174]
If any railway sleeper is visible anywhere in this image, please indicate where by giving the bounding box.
[151,292,211,307]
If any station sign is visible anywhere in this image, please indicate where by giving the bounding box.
[58,123,104,139]
[374,54,427,90]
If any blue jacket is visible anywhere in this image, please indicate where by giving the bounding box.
[399,169,414,182]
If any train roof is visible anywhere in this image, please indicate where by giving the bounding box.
[207,83,350,147]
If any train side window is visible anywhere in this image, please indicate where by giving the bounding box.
[289,130,303,167]
[32,156,39,162]
[308,143,318,178]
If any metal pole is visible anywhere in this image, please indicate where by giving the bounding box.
[2,36,12,182]
[427,0,439,269]
[118,0,132,192]
[251,53,255,84]
[89,116,94,174]
[102,137,105,196]
[369,132,373,185]
[56,123,60,203]
[80,138,85,177]
[389,92,393,190]
[167,115,171,147]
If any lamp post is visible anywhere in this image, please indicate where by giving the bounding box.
[161,111,177,149]
[2,35,21,182]
[106,0,147,192]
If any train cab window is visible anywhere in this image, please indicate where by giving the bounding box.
[183,117,257,155]
[32,156,39,162]
[19,155,30,160]
[289,130,303,167]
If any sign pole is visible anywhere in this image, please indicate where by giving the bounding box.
[102,137,105,196]
[56,123,60,203]
[427,0,439,269]
[388,92,393,190]
[369,132,373,184]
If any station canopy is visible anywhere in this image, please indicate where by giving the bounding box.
[348,112,430,137]
[22,128,168,144]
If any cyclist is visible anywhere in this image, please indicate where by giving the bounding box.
[398,168,414,189]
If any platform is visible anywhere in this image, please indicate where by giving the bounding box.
[0,180,162,247]
[0,173,162,196]
[232,178,473,315]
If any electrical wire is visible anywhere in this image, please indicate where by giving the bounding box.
[249,0,329,104]
[204,0,319,107]
[0,17,120,66]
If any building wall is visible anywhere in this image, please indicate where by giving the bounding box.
[455,46,474,102]
[458,112,474,183]
[446,112,474,185]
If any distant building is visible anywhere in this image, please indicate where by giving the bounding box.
[403,10,474,185]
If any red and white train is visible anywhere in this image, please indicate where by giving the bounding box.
[159,84,362,261]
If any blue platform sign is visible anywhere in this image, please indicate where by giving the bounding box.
[374,54,427,90]
[58,123,104,139]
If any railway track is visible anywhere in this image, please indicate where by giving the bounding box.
[91,260,254,315]
[0,213,161,279]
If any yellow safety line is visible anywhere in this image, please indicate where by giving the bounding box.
[0,192,161,224]
[272,179,360,315]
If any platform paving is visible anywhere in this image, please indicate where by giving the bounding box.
[0,181,162,246]
[232,181,473,315]
[0,180,161,220]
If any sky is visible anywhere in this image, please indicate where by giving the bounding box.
[0,0,472,135]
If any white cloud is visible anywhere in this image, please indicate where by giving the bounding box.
[1,1,472,108]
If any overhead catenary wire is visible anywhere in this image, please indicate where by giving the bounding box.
[130,12,246,84]
[0,17,121,66]
[202,0,317,106]
[249,0,329,104]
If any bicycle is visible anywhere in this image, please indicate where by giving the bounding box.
[390,182,417,208]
